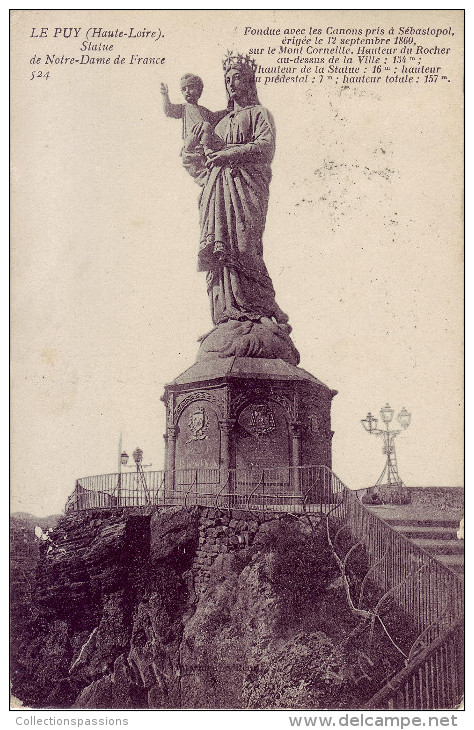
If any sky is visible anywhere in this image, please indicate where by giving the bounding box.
[10,9,463,516]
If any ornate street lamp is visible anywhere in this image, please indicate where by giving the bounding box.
[380,403,394,425]
[361,412,378,434]
[398,407,411,430]
[117,438,151,506]
[133,447,143,465]
[361,403,411,503]
[132,447,151,505]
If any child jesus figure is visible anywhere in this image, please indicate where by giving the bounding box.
[160,74,223,155]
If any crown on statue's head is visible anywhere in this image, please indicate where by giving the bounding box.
[222,50,258,75]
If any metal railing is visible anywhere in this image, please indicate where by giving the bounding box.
[336,489,463,710]
[65,464,463,709]
[65,465,346,514]
[364,618,464,710]
[66,467,462,634]
[339,488,463,635]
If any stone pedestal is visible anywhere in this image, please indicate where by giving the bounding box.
[162,358,337,488]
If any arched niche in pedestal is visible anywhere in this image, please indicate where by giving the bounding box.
[235,400,290,473]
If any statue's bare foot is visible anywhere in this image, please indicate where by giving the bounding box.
[259,317,292,337]
[259,316,281,334]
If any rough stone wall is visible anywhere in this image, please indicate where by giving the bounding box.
[192,511,274,594]
[11,506,412,710]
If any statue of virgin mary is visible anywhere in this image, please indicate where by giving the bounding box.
[181,52,299,365]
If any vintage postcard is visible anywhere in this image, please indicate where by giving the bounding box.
[10,9,464,714]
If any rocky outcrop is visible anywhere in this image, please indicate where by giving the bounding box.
[11,507,413,709]
[10,513,61,704]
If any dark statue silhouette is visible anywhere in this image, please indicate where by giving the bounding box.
[162,52,300,365]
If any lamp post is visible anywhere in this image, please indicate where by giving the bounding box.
[117,443,152,506]
[116,448,130,507]
[361,404,411,504]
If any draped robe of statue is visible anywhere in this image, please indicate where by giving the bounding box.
[182,98,299,365]
[184,104,287,326]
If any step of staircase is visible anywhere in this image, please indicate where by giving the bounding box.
[391,525,458,540]
[410,538,464,555]
[365,504,464,576]
[382,517,459,529]
[436,554,464,573]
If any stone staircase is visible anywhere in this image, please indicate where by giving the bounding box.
[365,506,464,576]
